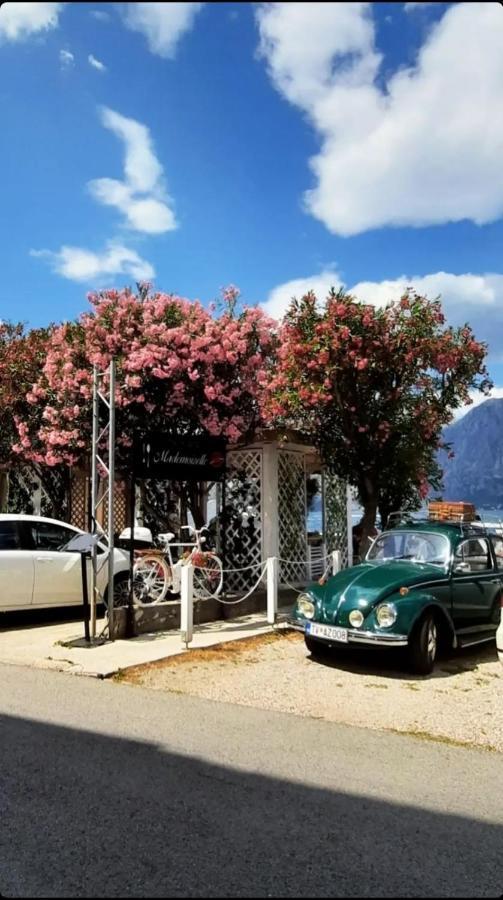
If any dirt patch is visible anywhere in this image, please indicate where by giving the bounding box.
[120,630,300,682]
[386,728,500,753]
[118,629,503,753]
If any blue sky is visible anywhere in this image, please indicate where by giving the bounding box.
[1,1,503,397]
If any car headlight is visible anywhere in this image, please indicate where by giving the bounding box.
[297,594,315,619]
[349,610,364,628]
[376,603,397,628]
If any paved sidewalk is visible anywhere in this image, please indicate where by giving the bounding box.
[0,608,291,678]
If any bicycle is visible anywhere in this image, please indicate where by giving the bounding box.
[132,525,223,604]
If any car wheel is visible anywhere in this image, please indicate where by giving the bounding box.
[408,613,438,675]
[104,573,130,609]
[305,634,331,659]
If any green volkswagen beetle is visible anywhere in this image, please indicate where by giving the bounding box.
[291,520,503,674]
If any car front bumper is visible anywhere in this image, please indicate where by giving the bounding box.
[287,617,409,647]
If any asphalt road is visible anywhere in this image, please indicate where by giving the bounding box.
[0,663,502,898]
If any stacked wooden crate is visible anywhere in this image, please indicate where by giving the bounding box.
[428,500,476,522]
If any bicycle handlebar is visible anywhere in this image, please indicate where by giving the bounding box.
[181,525,209,535]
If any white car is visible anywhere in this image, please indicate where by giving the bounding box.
[497,610,503,667]
[0,514,130,612]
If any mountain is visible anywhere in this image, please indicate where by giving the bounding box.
[439,399,503,507]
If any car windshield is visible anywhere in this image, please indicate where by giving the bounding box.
[367,531,450,567]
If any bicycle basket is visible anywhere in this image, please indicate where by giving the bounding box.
[192,551,210,568]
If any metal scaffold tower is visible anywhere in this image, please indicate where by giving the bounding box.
[90,360,116,640]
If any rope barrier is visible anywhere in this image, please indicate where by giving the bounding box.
[219,560,267,575]
[120,548,345,615]
[277,556,329,568]
[277,577,305,595]
[214,561,269,605]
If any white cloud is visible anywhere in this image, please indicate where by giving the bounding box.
[88,179,176,233]
[263,269,503,360]
[31,243,155,283]
[31,106,175,285]
[98,107,162,193]
[0,2,64,42]
[90,9,110,22]
[404,2,436,11]
[256,2,503,236]
[120,2,203,58]
[257,3,378,114]
[262,268,343,320]
[453,387,503,421]
[87,106,177,234]
[124,197,175,233]
[349,272,503,355]
[59,48,74,70]
[88,53,106,72]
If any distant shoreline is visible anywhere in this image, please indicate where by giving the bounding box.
[307,497,503,533]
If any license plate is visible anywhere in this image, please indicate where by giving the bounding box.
[306,622,348,643]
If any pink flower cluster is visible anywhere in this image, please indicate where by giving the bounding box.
[16,288,277,467]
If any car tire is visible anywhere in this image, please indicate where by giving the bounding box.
[305,634,331,659]
[104,572,130,609]
[408,613,438,675]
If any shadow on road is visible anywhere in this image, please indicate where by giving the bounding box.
[304,639,498,681]
[0,711,501,898]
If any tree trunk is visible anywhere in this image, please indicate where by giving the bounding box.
[0,471,9,513]
[187,482,207,529]
[378,501,392,532]
[357,476,378,560]
[138,481,147,526]
[180,495,188,529]
[358,501,378,560]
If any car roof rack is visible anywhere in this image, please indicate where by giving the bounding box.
[386,511,503,537]
[425,517,496,538]
[457,520,488,538]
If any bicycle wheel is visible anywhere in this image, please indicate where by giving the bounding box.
[192,553,223,600]
[133,555,171,604]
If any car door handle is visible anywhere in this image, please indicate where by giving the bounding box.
[36,557,54,562]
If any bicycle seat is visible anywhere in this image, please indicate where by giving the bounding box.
[158,532,175,544]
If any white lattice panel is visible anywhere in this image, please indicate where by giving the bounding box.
[224,449,263,592]
[278,450,308,585]
[308,543,326,580]
[324,474,350,568]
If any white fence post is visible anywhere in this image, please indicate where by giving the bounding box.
[267,556,278,625]
[181,563,194,649]
[331,550,342,575]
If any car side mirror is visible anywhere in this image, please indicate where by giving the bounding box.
[454,561,470,574]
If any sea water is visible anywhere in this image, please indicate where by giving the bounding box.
[306,494,503,533]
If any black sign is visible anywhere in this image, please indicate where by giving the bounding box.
[135,433,227,482]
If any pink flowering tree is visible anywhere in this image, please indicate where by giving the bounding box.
[0,322,71,515]
[265,288,490,554]
[15,285,277,525]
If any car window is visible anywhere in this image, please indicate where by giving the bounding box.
[0,521,21,550]
[30,522,76,551]
[454,538,492,573]
[367,531,449,565]
[490,536,503,571]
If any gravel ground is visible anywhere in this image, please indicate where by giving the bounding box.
[120,629,503,753]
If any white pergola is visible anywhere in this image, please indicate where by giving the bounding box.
[223,431,352,591]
